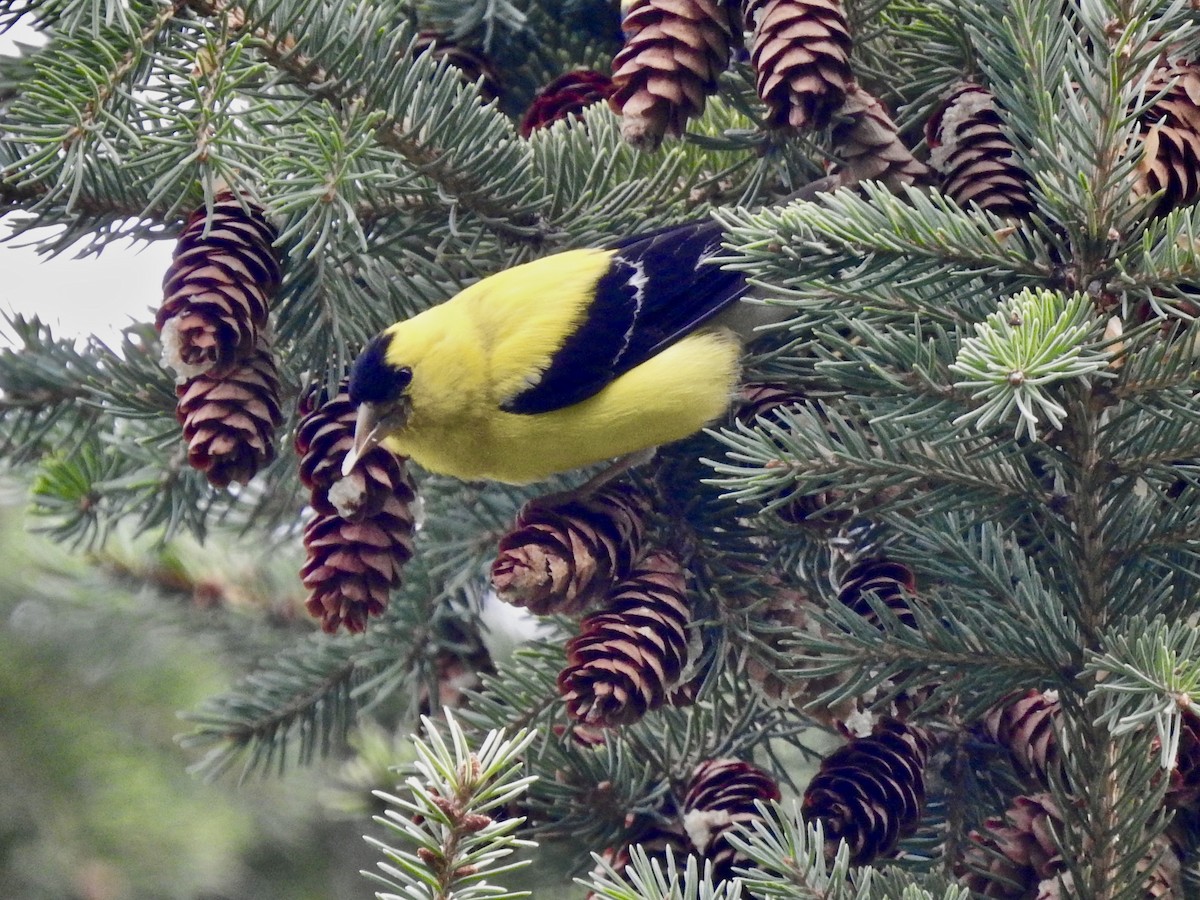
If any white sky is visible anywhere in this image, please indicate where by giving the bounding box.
[2,22,169,347]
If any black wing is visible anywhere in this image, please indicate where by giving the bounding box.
[501,219,747,415]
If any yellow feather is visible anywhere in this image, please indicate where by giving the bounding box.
[374,247,743,483]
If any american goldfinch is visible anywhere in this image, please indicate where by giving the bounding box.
[343,218,780,484]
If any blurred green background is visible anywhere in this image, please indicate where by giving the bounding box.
[0,484,590,899]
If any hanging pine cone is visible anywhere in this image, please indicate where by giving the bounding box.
[520,69,615,137]
[295,380,418,633]
[837,558,918,630]
[301,505,416,633]
[295,379,412,521]
[589,814,691,898]
[926,82,1035,219]
[1134,61,1200,217]
[830,83,929,189]
[157,189,279,380]
[802,718,934,863]
[557,549,691,727]
[747,0,853,131]
[174,339,282,488]
[682,758,781,882]
[609,0,734,150]
[956,793,1065,898]
[413,31,501,102]
[980,689,1064,788]
[490,485,649,615]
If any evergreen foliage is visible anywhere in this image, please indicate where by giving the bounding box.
[6,0,1200,895]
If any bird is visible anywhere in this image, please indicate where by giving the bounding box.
[341,217,788,485]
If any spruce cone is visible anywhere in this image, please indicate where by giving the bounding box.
[980,689,1064,787]
[682,758,781,882]
[490,485,649,615]
[609,0,734,150]
[926,82,1035,219]
[1134,61,1200,216]
[830,83,929,189]
[295,379,410,520]
[174,340,282,487]
[301,501,416,633]
[557,549,691,727]
[520,69,615,137]
[837,558,917,630]
[295,380,418,633]
[748,0,853,131]
[802,718,934,863]
[157,190,279,380]
[956,793,1065,898]
[413,31,501,102]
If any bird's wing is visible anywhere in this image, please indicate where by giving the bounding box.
[501,219,747,415]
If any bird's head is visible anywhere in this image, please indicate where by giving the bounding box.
[343,329,414,476]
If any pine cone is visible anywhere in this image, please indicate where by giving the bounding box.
[837,558,917,630]
[830,82,929,189]
[682,758,781,881]
[609,0,734,150]
[520,69,615,137]
[1134,61,1200,217]
[414,31,501,102]
[157,190,279,380]
[956,793,1065,898]
[296,380,418,633]
[490,485,650,615]
[926,82,1035,219]
[174,340,282,487]
[557,549,691,727]
[980,689,1064,787]
[802,718,934,863]
[295,379,411,520]
[301,492,416,633]
[748,0,853,130]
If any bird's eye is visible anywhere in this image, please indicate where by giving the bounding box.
[396,366,413,388]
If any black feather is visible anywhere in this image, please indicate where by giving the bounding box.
[349,334,411,405]
[502,219,746,415]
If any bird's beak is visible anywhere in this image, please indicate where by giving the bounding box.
[342,403,386,476]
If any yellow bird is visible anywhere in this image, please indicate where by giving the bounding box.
[342,218,780,485]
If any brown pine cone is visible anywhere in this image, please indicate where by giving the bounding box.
[520,69,615,137]
[802,718,934,863]
[557,549,691,727]
[830,82,929,189]
[157,190,279,379]
[980,689,1064,788]
[609,0,734,150]
[413,31,501,102]
[682,758,781,882]
[837,558,917,630]
[747,0,853,131]
[1134,61,1200,217]
[490,485,649,615]
[294,379,410,520]
[926,82,1035,219]
[956,793,1065,898]
[301,488,416,633]
[295,380,418,633]
[174,340,282,487]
